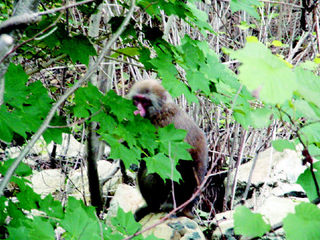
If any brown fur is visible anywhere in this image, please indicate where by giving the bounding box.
[128,79,208,220]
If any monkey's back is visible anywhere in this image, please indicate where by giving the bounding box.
[137,102,208,218]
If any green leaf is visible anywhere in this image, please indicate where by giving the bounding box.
[271,40,283,47]
[95,114,118,133]
[101,134,140,168]
[0,116,13,142]
[234,206,271,237]
[28,217,55,240]
[0,108,28,139]
[0,196,6,225]
[233,109,252,129]
[308,144,320,161]
[61,197,100,240]
[185,1,215,35]
[158,124,187,142]
[230,39,297,104]
[295,67,320,108]
[137,0,160,15]
[162,78,198,103]
[4,63,28,108]
[300,122,320,144]
[40,194,64,219]
[43,116,69,144]
[0,159,32,177]
[145,153,182,182]
[111,47,140,58]
[104,91,136,122]
[283,202,320,240]
[249,107,272,128]
[186,70,210,95]
[74,83,104,118]
[230,0,261,19]
[272,139,296,152]
[61,35,96,66]
[110,207,141,235]
[297,162,320,201]
[16,186,41,210]
[7,225,29,240]
[7,201,27,227]
[158,124,192,161]
[150,49,178,84]
[126,117,158,152]
[294,99,319,121]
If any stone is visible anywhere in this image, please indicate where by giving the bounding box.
[257,196,301,226]
[211,210,234,239]
[236,147,303,186]
[66,160,122,202]
[108,184,145,217]
[31,169,65,196]
[47,133,85,158]
[140,213,205,240]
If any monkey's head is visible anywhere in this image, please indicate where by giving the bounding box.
[127,79,173,118]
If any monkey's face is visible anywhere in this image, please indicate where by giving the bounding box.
[132,94,153,117]
[128,80,171,118]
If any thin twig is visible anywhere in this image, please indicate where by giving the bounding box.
[0,14,63,64]
[0,0,95,34]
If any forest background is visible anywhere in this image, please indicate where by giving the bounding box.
[0,0,320,239]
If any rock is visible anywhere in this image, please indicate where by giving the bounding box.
[47,134,85,158]
[66,160,121,202]
[30,138,50,159]
[140,213,205,240]
[6,146,20,159]
[31,134,110,160]
[31,169,65,196]
[257,196,301,226]
[273,149,305,184]
[211,197,303,238]
[211,210,234,239]
[270,183,305,197]
[108,184,145,217]
[236,147,303,186]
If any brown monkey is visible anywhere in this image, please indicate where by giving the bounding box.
[127,79,208,220]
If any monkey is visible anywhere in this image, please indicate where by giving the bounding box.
[127,79,208,221]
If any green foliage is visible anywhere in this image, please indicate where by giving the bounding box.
[283,203,320,240]
[0,158,32,177]
[297,162,320,201]
[234,206,271,238]
[0,177,155,240]
[1,63,68,144]
[4,64,29,108]
[272,139,296,152]
[60,35,97,66]
[110,207,141,236]
[295,67,320,109]
[230,0,262,19]
[61,197,101,239]
[229,37,297,105]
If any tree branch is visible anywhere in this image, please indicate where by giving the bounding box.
[0,0,95,34]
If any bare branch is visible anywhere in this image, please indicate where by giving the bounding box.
[0,0,95,34]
